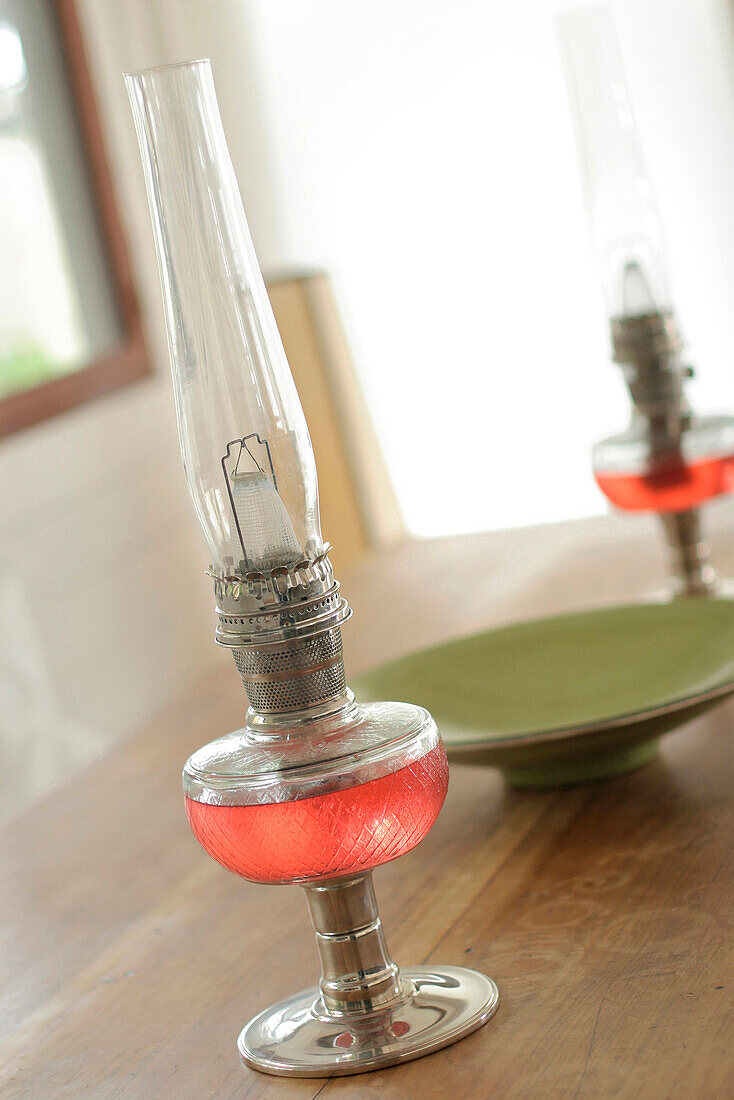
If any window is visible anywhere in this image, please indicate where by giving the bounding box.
[0,0,148,437]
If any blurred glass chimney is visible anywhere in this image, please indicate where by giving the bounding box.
[556,6,671,321]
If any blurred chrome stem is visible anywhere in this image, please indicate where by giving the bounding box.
[660,510,716,597]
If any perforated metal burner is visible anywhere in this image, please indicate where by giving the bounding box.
[232,626,347,713]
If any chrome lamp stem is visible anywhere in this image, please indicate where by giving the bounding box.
[659,509,715,597]
[303,873,403,1016]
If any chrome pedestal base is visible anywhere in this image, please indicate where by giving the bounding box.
[238,966,499,1077]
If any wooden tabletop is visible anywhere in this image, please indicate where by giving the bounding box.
[1,521,733,1098]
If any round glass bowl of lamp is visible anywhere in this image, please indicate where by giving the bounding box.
[183,699,448,885]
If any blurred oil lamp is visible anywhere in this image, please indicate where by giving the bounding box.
[557,7,734,596]
[125,59,498,1077]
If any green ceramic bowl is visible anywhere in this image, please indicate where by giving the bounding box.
[353,600,734,789]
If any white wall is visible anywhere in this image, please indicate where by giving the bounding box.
[242,0,734,536]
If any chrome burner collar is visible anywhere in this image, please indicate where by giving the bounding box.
[210,551,352,647]
[611,310,682,364]
[611,311,689,423]
[231,625,349,714]
[208,548,335,611]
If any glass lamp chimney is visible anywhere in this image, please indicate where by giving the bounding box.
[556,6,671,321]
[125,60,321,576]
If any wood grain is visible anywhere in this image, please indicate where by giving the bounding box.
[1,532,733,1098]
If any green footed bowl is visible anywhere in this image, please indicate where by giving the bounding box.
[352,599,734,789]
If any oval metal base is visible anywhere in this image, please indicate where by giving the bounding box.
[238,965,499,1078]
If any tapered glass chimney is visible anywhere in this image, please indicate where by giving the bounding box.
[125,60,321,575]
[556,7,672,320]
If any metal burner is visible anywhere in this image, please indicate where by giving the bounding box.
[611,310,717,597]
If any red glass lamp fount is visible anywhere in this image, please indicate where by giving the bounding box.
[126,59,498,1077]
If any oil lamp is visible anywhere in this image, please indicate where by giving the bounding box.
[557,7,734,595]
[125,59,498,1077]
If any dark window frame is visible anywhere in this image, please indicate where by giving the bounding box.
[0,0,150,438]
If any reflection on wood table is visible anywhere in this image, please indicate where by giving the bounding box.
[1,529,733,1098]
